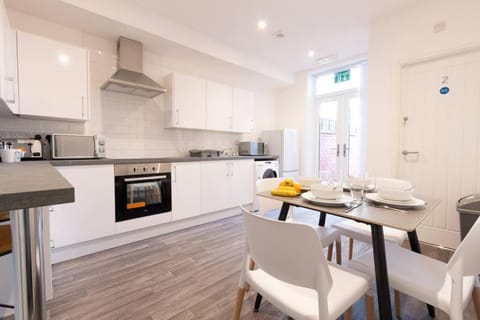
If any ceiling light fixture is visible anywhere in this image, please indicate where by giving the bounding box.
[257,20,267,30]
[308,50,315,58]
[272,30,286,39]
[315,54,337,65]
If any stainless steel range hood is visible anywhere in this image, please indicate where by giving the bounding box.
[101,37,166,98]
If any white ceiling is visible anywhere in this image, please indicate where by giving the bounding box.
[5,0,422,86]
[128,0,422,72]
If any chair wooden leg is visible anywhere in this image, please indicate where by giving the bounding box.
[348,238,354,260]
[327,243,333,261]
[472,286,480,320]
[343,307,352,320]
[394,290,401,318]
[335,238,342,265]
[233,287,246,320]
[245,259,255,292]
[365,294,375,320]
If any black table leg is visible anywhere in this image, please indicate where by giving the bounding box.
[253,294,262,312]
[254,202,291,311]
[371,224,393,320]
[408,231,436,317]
[277,202,290,221]
[318,211,326,226]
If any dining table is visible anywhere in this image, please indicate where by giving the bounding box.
[255,190,441,320]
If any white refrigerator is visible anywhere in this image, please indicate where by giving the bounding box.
[262,128,299,179]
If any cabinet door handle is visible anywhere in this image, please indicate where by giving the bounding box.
[226,163,230,176]
[173,166,177,183]
[176,109,179,125]
[343,144,350,157]
[81,96,85,118]
[230,163,234,176]
[402,150,420,156]
[5,77,15,103]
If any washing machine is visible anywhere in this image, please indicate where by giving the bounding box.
[255,160,279,180]
[253,160,279,211]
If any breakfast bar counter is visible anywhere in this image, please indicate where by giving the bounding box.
[0,162,74,320]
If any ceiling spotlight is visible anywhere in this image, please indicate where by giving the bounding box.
[308,50,315,58]
[257,20,267,30]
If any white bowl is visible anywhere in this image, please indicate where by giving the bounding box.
[310,184,342,199]
[378,187,414,201]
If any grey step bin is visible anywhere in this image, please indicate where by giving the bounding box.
[457,194,480,240]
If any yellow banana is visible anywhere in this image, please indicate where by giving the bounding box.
[271,187,299,197]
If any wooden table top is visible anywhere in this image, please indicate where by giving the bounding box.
[256,191,441,232]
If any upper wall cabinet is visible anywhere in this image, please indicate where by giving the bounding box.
[16,31,89,121]
[164,72,206,129]
[0,1,18,114]
[232,88,254,133]
[164,72,255,133]
[206,80,232,131]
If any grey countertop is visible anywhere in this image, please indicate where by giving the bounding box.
[0,162,74,211]
[50,155,278,166]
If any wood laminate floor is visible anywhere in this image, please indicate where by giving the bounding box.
[4,209,478,319]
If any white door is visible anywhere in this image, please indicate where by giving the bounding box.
[316,92,362,180]
[399,49,480,248]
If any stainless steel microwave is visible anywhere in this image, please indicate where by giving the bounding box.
[239,142,265,156]
[51,134,106,159]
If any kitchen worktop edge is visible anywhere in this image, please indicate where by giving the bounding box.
[49,155,278,166]
[0,162,74,211]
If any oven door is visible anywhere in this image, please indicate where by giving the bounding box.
[115,173,172,222]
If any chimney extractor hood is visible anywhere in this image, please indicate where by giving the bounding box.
[101,37,166,98]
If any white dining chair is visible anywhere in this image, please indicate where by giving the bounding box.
[233,207,374,320]
[348,218,480,319]
[256,178,342,264]
[332,178,411,260]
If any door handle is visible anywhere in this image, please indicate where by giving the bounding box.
[343,144,350,157]
[402,150,419,156]
[328,144,340,157]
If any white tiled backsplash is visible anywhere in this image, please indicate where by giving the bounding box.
[1,10,278,159]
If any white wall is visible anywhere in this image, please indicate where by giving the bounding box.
[367,0,480,177]
[275,71,315,176]
[2,10,278,158]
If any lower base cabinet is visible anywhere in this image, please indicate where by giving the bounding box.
[200,160,254,214]
[171,162,201,221]
[50,165,115,248]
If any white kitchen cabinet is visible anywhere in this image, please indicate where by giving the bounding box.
[200,161,230,214]
[229,160,254,206]
[0,1,18,114]
[206,80,233,131]
[164,73,206,129]
[201,159,254,214]
[172,162,202,221]
[16,31,89,121]
[50,165,115,248]
[232,88,255,133]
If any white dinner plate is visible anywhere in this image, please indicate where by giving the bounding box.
[365,193,426,208]
[301,191,352,207]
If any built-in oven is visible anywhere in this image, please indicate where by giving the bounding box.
[114,163,172,222]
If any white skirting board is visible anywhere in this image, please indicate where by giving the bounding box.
[50,207,244,264]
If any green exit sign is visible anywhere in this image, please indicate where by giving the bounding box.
[335,70,350,83]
